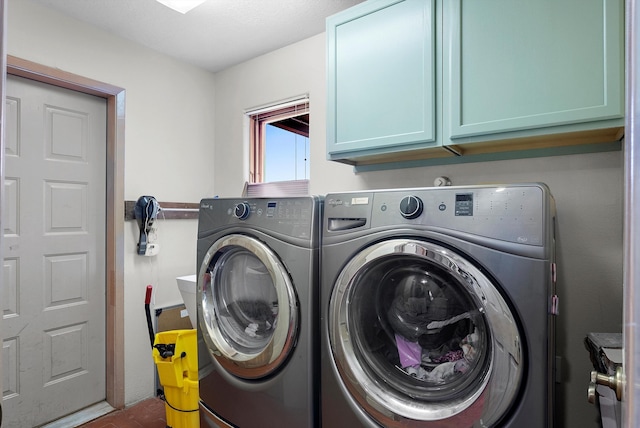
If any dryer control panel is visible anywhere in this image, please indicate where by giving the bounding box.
[199,197,321,242]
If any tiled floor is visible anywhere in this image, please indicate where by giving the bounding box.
[79,397,167,428]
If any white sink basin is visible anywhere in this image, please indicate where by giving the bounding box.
[176,274,197,328]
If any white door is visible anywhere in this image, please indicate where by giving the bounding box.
[2,75,106,427]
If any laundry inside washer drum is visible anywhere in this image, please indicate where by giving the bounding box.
[377,267,486,387]
[386,271,467,349]
[224,300,277,337]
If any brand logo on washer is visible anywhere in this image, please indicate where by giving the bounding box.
[327,198,344,207]
[351,197,369,205]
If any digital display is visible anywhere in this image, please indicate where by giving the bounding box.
[455,193,473,216]
[266,201,277,217]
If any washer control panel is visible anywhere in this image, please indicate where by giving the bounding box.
[324,184,551,247]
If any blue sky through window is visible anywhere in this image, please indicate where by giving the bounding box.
[265,124,310,182]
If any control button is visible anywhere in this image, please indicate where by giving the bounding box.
[234,202,251,220]
[438,204,446,211]
[400,196,423,219]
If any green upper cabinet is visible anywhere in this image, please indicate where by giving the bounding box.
[326,0,437,162]
[326,0,624,169]
[443,0,624,146]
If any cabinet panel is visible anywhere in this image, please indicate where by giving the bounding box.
[327,0,436,159]
[444,0,624,142]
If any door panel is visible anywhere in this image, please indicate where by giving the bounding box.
[326,0,437,158]
[2,75,106,427]
[443,0,623,140]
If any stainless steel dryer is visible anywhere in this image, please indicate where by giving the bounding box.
[320,184,557,427]
[197,196,322,428]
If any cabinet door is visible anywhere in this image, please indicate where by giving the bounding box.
[443,0,624,143]
[326,0,437,159]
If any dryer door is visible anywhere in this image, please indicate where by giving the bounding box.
[198,234,298,380]
[329,239,523,427]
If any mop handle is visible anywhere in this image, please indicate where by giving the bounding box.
[145,285,155,348]
[145,285,153,305]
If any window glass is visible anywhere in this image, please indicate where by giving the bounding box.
[247,98,309,192]
[264,123,309,182]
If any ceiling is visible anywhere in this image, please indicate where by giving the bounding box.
[29,0,365,73]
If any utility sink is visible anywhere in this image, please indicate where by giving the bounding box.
[176,274,197,328]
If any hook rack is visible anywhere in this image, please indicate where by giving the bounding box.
[124,200,199,220]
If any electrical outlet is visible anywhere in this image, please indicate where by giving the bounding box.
[144,243,159,256]
[147,227,158,243]
[142,227,159,256]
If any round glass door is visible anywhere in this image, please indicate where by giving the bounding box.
[199,234,298,379]
[329,239,523,426]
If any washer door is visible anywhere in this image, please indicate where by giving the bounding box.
[329,239,523,427]
[198,234,298,379]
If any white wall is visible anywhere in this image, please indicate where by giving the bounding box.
[7,0,216,405]
[214,34,624,427]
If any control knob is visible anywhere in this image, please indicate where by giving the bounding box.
[234,202,251,220]
[400,196,423,219]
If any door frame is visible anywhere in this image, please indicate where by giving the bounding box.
[624,0,639,424]
[2,54,126,410]
[0,1,6,421]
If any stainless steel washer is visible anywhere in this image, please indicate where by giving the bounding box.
[197,197,322,427]
[320,184,557,427]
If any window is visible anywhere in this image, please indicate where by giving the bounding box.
[245,97,310,196]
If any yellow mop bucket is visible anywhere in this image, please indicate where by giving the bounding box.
[152,328,199,428]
